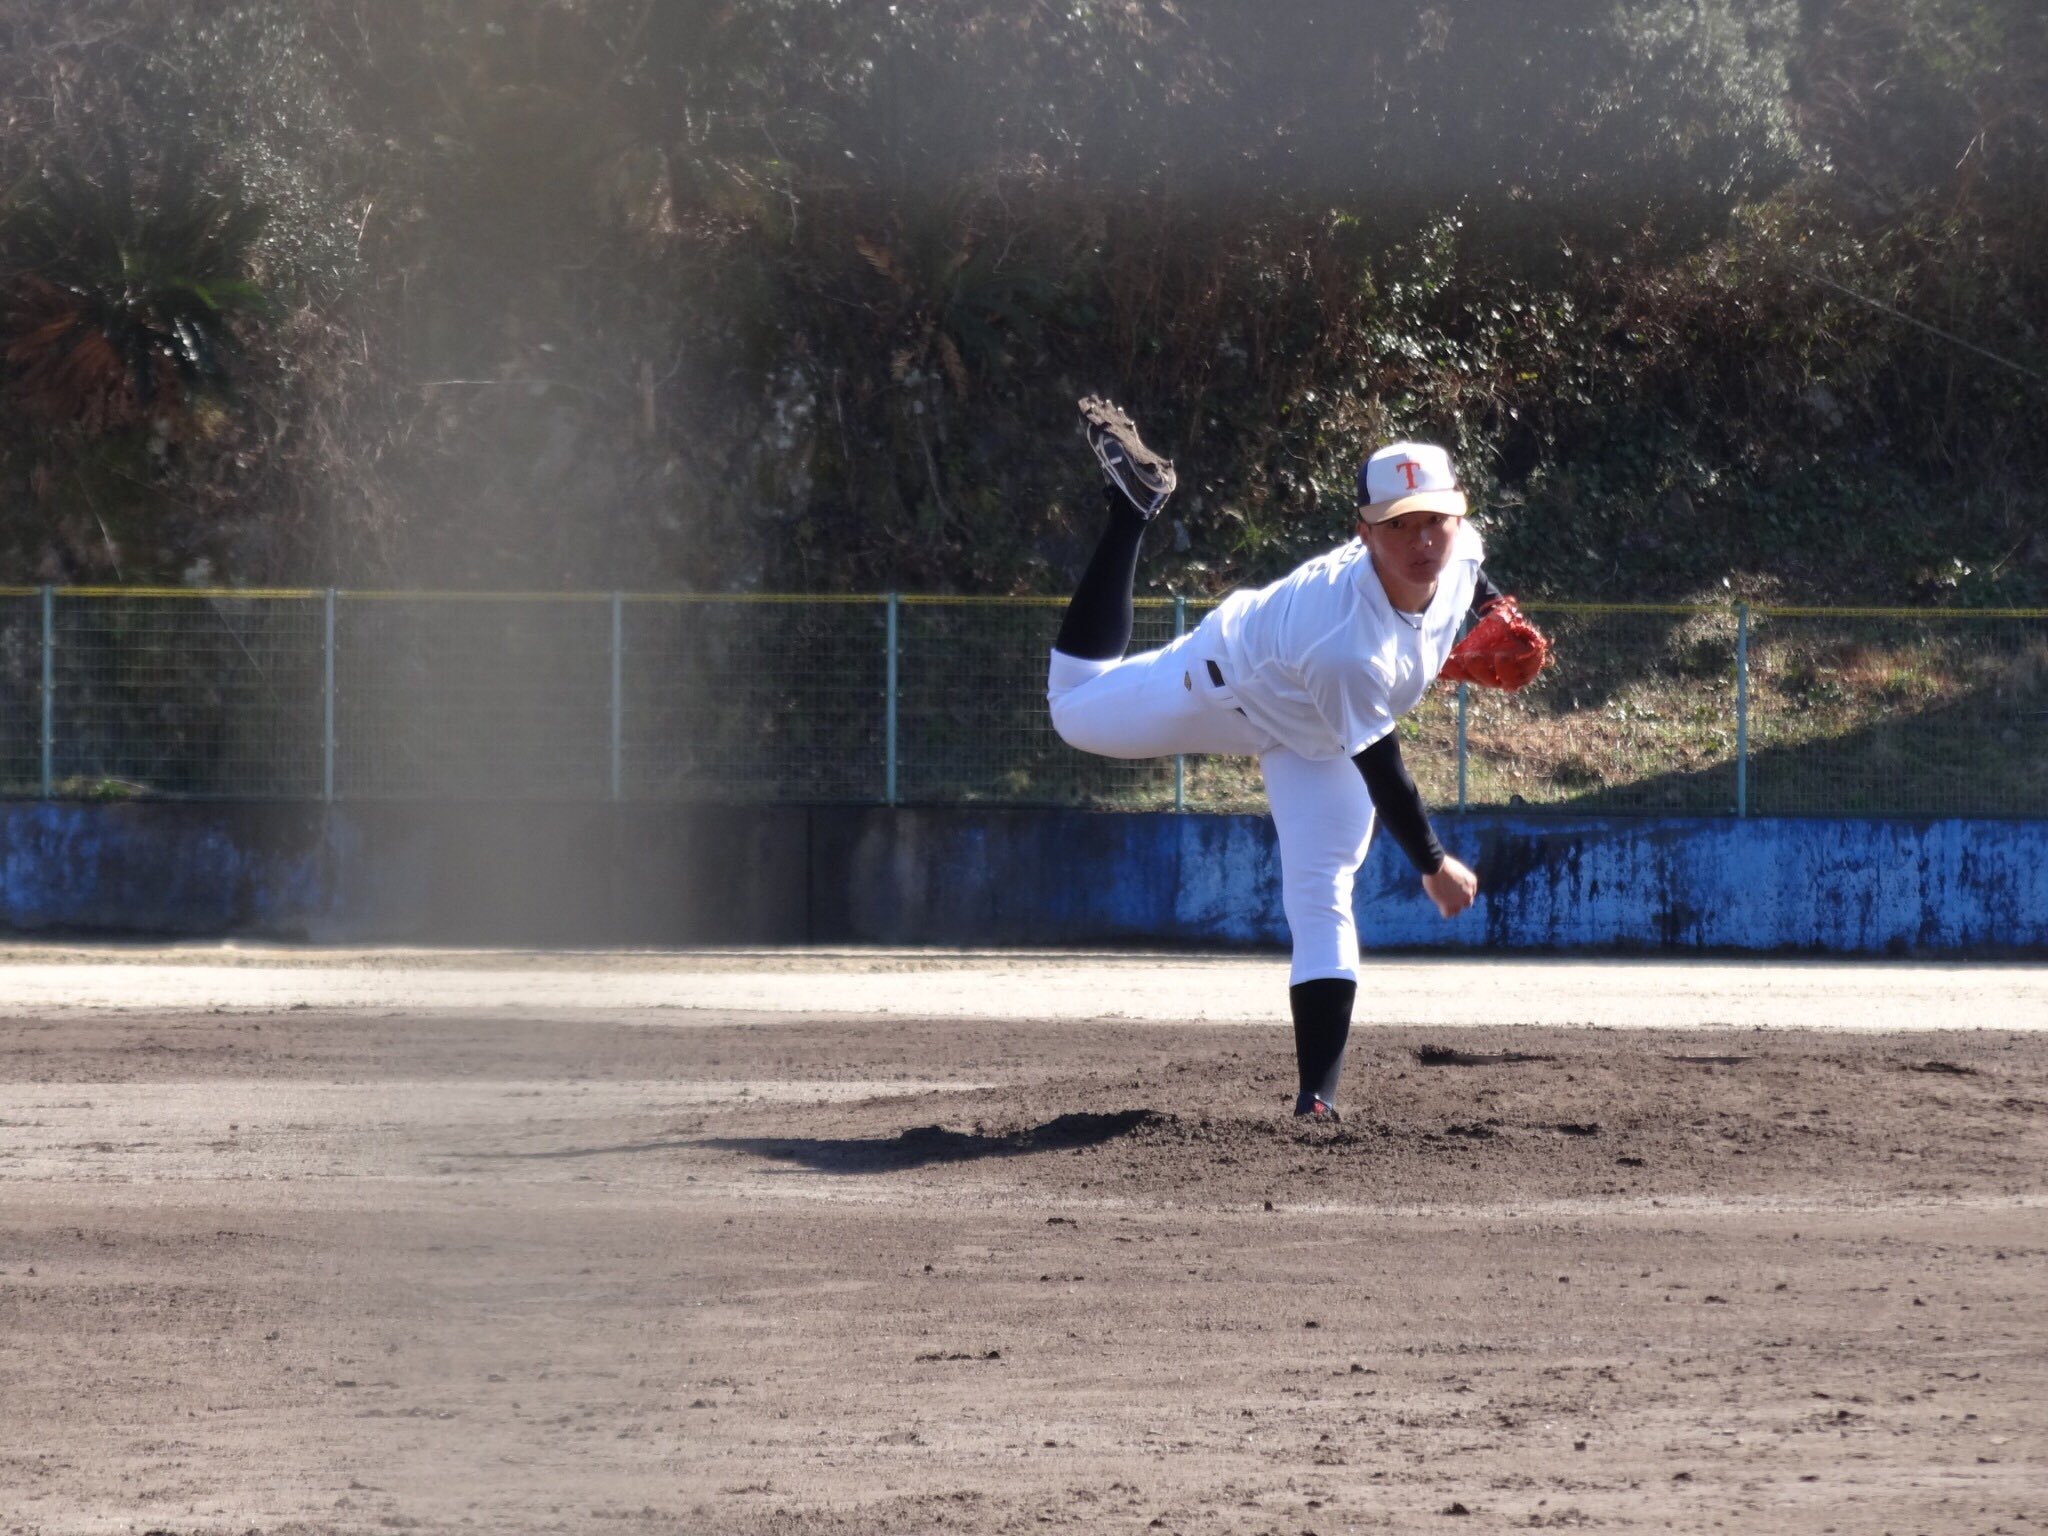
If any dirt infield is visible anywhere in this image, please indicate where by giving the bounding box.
[1,952,2045,1534]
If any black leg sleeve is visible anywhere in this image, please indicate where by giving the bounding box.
[1291,976,1357,1110]
[1470,564,1505,617]
[1054,484,1150,661]
[1353,732,1446,875]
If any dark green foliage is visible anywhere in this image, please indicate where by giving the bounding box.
[3,146,268,428]
[0,0,2038,603]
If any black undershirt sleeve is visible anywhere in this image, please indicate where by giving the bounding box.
[1470,565,1504,615]
[1352,733,1445,876]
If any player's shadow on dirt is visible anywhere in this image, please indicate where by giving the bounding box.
[701,1108,1164,1174]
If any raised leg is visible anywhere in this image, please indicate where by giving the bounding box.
[1054,484,1151,661]
[1056,397,1176,661]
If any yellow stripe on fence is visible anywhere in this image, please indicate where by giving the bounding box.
[14,588,2048,621]
[1750,604,2048,620]
[1521,601,1726,617]
[48,586,327,600]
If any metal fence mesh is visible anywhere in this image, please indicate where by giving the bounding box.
[898,599,1184,807]
[337,595,612,800]
[0,593,42,796]
[1748,610,2048,816]
[1460,605,1742,814]
[8,588,2045,815]
[53,592,325,799]
[622,597,887,804]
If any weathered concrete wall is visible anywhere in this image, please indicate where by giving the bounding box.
[1,803,2044,954]
[0,803,343,938]
[0,803,809,945]
[819,809,2048,955]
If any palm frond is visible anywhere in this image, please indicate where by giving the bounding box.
[0,146,271,429]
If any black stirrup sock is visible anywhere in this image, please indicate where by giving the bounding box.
[1054,484,1150,661]
[1290,977,1358,1110]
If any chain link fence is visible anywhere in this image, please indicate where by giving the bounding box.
[1746,607,2048,817]
[3,586,2043,816]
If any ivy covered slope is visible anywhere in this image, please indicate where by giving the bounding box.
[0,1,2042,604]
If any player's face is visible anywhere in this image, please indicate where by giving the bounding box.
[1359,510,1459,591]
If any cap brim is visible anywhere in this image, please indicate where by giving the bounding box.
[1358,489,1468,524]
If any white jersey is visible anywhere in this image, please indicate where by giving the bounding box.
[1194,520,1484,760]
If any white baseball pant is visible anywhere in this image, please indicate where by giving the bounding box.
[1048,638,1378,985]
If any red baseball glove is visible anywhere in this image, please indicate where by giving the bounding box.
[1439,596,1550,691]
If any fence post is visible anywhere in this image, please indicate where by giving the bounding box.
[1172,595,1187,813]
[609,592,624,802]
[39,584,53,798]
[322,588,337,803]
[1735,601,1750,818]
[1456,681,1469,813]
[884,593,899,807]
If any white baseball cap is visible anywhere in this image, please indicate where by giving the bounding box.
[1356,442,1469,523]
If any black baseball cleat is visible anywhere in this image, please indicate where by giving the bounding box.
[1078,395,1177,519]
[1293,1093,1341,1123]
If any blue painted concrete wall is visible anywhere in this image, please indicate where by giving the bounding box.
[0,803,811,944]
[2,802,2044,954]
[821,809,2048,955]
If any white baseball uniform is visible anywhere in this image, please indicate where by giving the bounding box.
[1047,521,1484,983]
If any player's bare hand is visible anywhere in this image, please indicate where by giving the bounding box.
[1422,856,1478,918]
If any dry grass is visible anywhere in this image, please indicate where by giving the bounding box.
[1144,612,2048,818]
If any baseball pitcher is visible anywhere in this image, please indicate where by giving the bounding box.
[1048,398,1547,1121]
